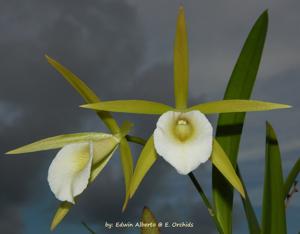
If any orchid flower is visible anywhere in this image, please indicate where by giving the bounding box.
[47,136,119,203]
[7,132,120,203]
[4,5,293,233]
[80,6,290,199]
[6,52,135,229]
[154,110,213,175]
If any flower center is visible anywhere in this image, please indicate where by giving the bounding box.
[174,118,193,141]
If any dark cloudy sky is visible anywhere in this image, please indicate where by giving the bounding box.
[0,0,299,233]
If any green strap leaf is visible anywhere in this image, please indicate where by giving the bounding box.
[262,122,286,234]
[50,148,117,230]
[237,167,261,234]
[189,100,290,114]
[120,138,134,211]
[283,158,300,198]
[211,139,245,198]
[174,6,189,109]
[129,136,157,198]
[45,55,119,134]
[141,207,160,234]
[212,10,268,233]
[81,100,173,115]
[6,132,112,154]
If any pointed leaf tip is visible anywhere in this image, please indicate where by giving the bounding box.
[256,9,268,28]
[261,9,269,18]
[141,207,160,234]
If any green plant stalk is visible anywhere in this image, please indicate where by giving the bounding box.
[188,173,224,234]
[81,221,96,234]
[126,135,147,145]
[127,135,224,233]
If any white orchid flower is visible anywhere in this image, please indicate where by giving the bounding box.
[153,110,213,175]
[47,136,119,203]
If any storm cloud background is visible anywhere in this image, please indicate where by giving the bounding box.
[0,0,299,233]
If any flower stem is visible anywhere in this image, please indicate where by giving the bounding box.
[126,135,224,234]
[81,221,96,234]
[188,173,224,234]
[126,135,147,145]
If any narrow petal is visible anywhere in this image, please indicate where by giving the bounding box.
[174,6,189,109]
[47,142,93,203]
[45,55,120,133]
[154,111,213,174]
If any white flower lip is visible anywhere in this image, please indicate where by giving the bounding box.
[153,110,213,175]
[48,142,93,204]
[47,136,119,203]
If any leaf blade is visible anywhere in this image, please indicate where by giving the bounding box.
[190,100,290,114]
[129,136,157,198]
[283,158,300,197]
[237,167,261,234]
[212,10,269,233]
[262,122,286,234]
[174,6,189,109]
[81,100,173,115]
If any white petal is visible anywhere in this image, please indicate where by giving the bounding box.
[153,110,213,175]
[47,142,93,203]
